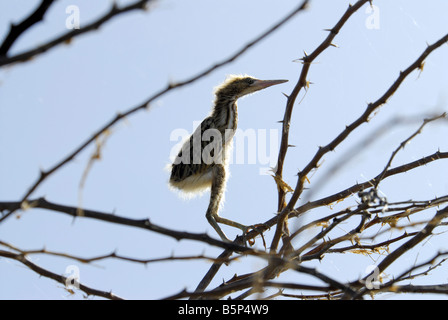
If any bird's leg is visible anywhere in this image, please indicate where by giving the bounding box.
[206,164,249,242]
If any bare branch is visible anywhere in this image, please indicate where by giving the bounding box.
[271,0,372,252]
[0,197,252,252]
[346,205,448,299]
[0,0,55,56]
[287,33,448,216]
[0,249,124,300]
[294,151,448,217]
[0,0,153,67]
[374,112,447,189]
[300,112,447,206]
[375,205,448,274]
[0,240,234,266]
[274,0,371,210]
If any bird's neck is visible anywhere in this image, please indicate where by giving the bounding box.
[212,94,238,132]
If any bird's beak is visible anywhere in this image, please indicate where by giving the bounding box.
[251,79,288,90]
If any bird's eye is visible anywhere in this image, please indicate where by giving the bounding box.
[245,77,255,85]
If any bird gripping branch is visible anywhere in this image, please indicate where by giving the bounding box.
[169,75,288,242]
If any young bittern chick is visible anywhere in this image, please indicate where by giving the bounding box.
[169,75,288,242]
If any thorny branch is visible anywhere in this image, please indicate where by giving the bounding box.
[271,0,374,251]
[274,0,372,213]
[0,197,252,253]
[0,0,154,67]
[0,0,55,57]
[0,240,236,266]
[0,249,124,300]
[373,113,447,190]
[347,206,448,299]
[271,31,448,251]
[191,7,448,299]
[1,0,448,300]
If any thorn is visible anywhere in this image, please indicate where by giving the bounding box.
[330,43,339,48]
[288,144,296,148]
[39,168,47,179]
[418,61,425,72]
[110,1,119,13]
[277,120,284,123]
[282,92,289,98]
[304,80,313,89]
[168,81,177,89]
[292,57,304,63]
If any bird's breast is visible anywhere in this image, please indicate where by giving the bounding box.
[226,102,237,129]
[223,101,237,144]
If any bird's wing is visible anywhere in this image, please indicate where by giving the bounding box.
[170,117,225,182]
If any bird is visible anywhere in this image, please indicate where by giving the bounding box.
[169,75,288,242]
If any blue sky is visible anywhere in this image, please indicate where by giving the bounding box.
[1,0,448,299]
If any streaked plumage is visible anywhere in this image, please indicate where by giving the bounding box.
[169,75,288,241]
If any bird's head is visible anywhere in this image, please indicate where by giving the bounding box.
[215,75,288,99]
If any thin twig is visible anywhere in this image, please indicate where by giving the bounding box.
[0,240,234,266]
[0,0,55,56]
[0,250,124,300]
[0,0,153,66]
[374,113,447,189]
